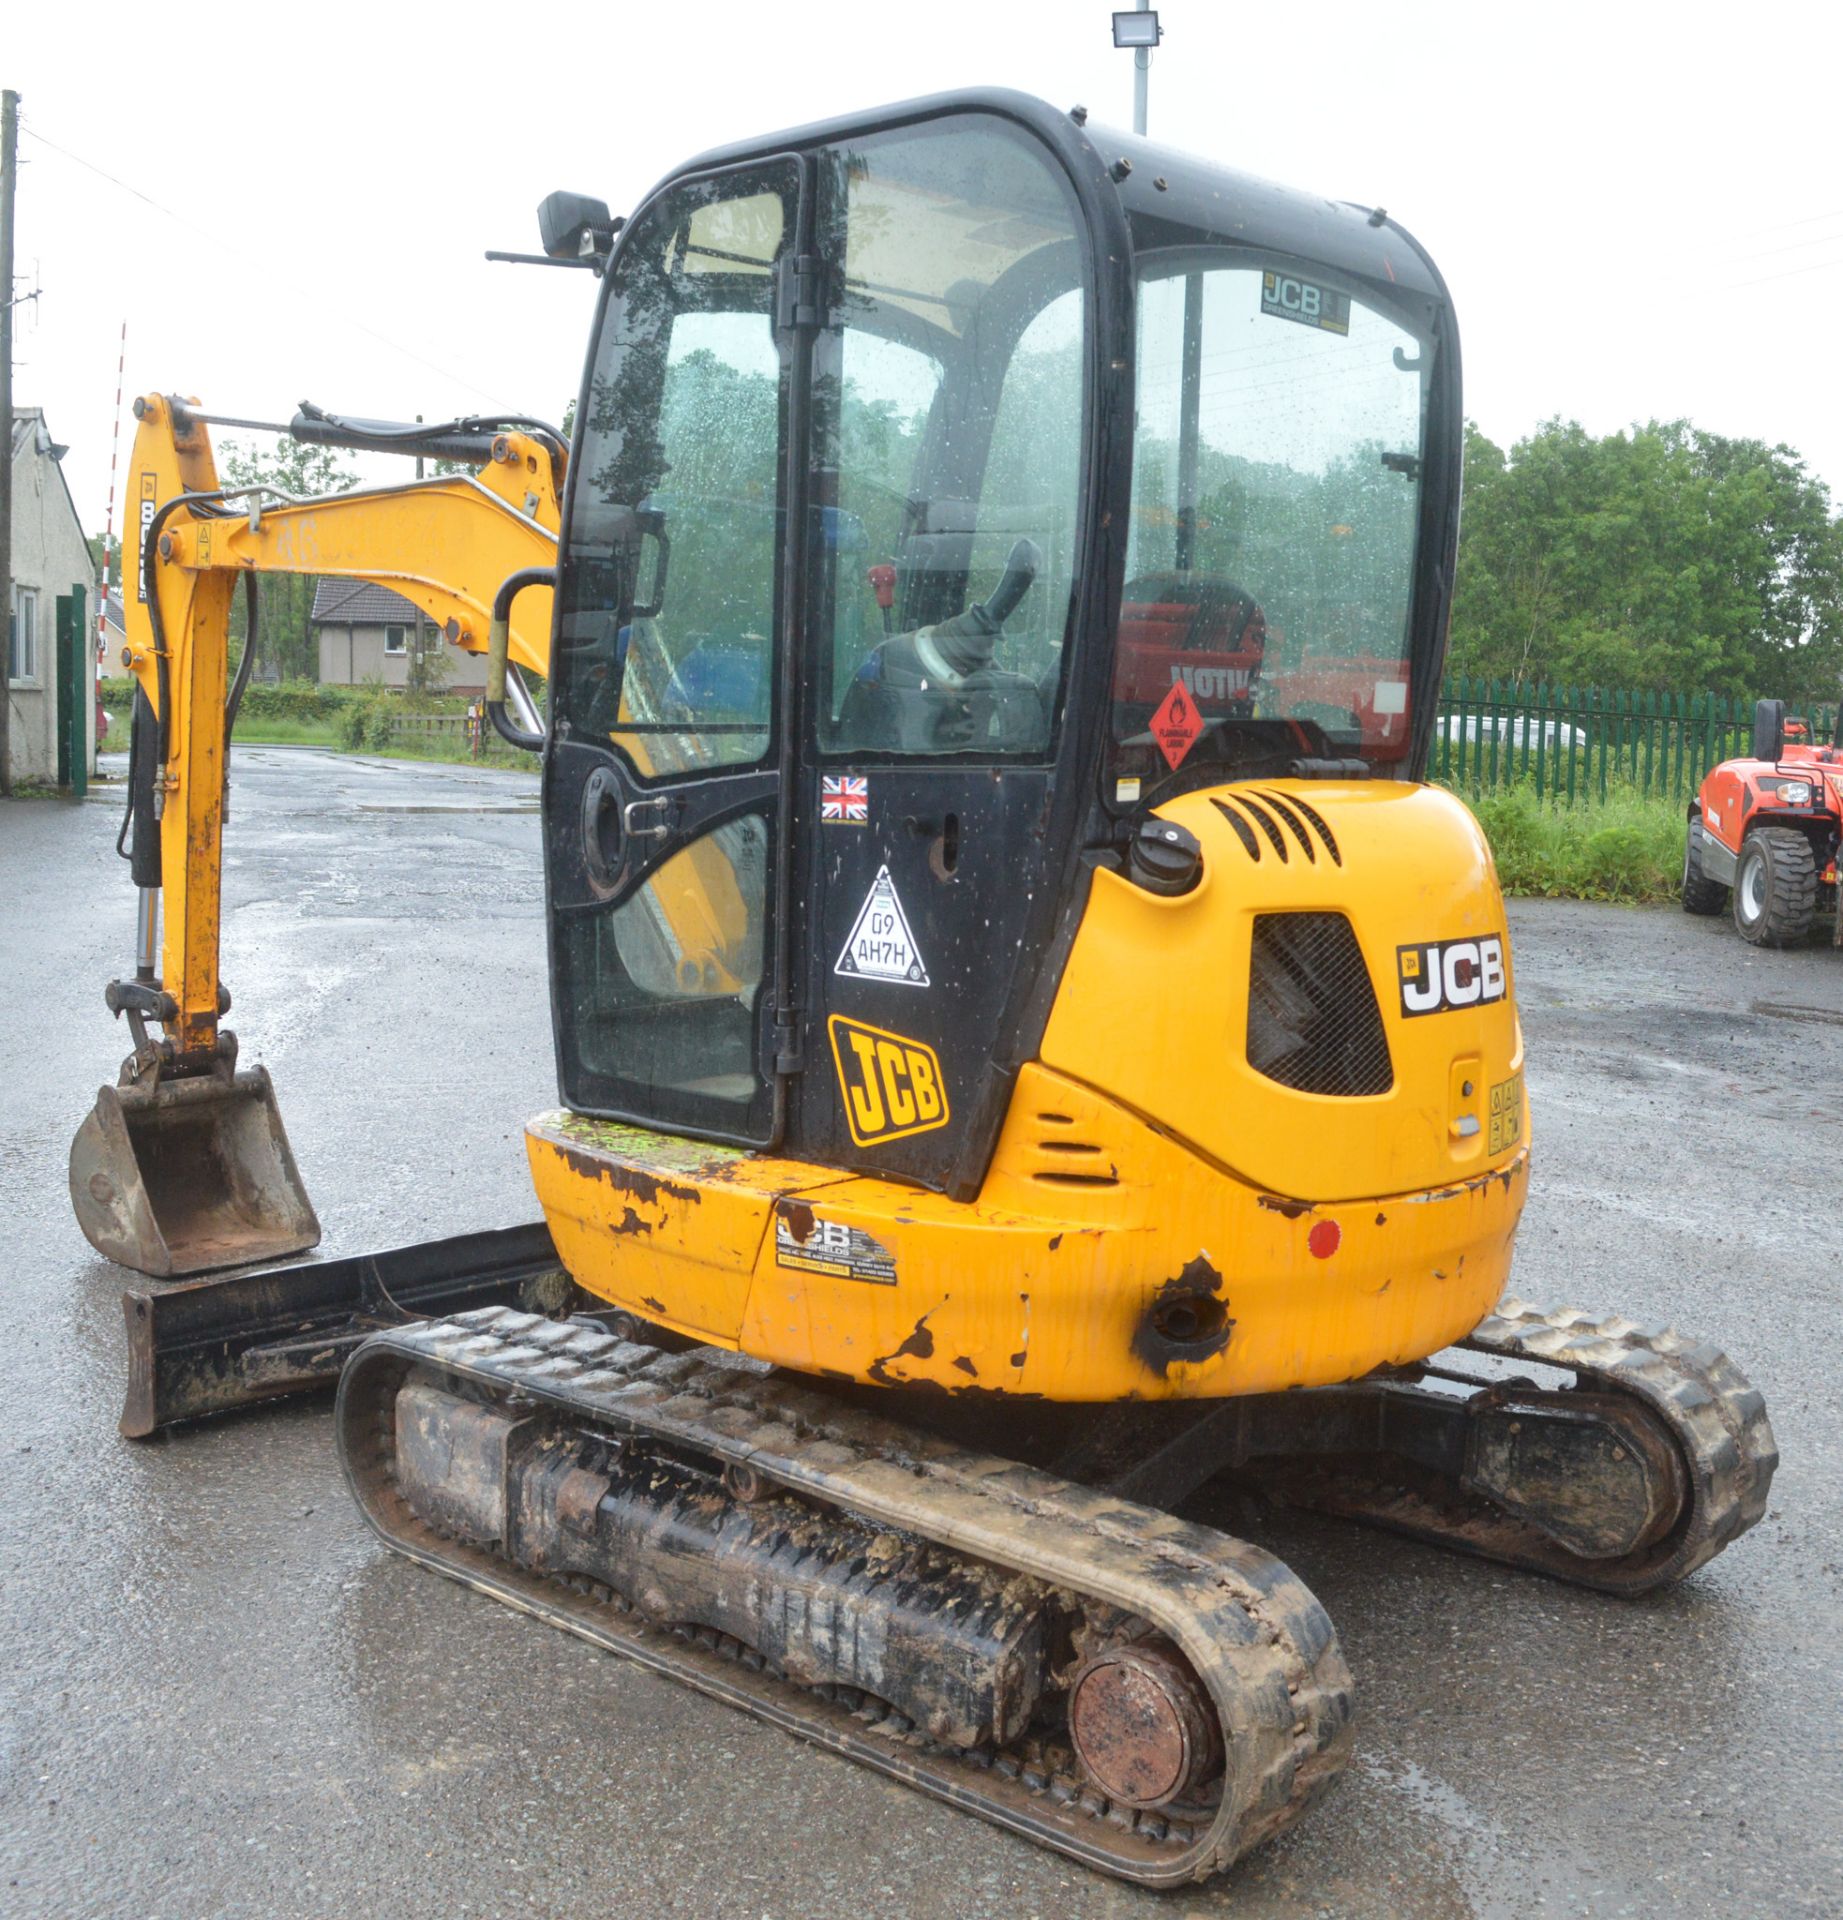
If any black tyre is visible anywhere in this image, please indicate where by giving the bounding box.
[1681,815,1727,916]
[1732,826,1818,947]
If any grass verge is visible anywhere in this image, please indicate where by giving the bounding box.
[1453,781,1688,905]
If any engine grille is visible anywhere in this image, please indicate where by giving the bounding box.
[1246,913,1393,1096]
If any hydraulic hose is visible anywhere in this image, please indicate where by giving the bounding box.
[226,573,258,736]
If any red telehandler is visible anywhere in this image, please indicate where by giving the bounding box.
[1684,698,1843,946]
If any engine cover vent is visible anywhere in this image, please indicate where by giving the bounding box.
[1247,913,1393,1096]
[1212,791,1343,866]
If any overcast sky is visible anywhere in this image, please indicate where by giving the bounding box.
[9,0,1843,549]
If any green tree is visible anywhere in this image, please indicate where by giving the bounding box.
[1449,418,1843,700]
[218,436,360,681]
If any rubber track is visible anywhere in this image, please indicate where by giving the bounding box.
[1460,1295,1779,1590]
[1270,1296,1778,1595]
[336,1308,1355,1886]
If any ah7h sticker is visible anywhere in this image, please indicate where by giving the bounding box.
[835,865,929,986]
[1397,934,1508,1017]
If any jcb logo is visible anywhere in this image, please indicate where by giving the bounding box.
[829,1015,949,1147]
[1270,275,1321,318]
[1260,271,1351,336]
[1398,934,1508,1018]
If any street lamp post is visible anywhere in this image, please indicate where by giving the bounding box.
[1111,4,1163,137]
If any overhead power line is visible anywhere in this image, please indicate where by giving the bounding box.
[19,119,519,412]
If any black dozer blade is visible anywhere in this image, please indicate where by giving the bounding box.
[118,1220,579,1438]
[71,1066,321,1277]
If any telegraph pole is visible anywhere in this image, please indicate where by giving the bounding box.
[0,88,19,797]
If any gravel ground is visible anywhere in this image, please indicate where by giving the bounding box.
[1,747,1838,1920]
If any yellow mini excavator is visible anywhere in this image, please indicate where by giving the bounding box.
[72,91,1777,1887]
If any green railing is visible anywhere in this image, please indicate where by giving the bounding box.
[1433,677,1841,806]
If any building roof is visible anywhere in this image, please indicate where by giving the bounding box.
[10,407,89,554]
[309,579,427,626]
[10,407,69,463]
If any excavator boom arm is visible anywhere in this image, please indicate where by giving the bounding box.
[70,392,560,1277]
[119,393,559,1056]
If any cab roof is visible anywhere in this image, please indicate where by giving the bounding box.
[662,87,1448,312]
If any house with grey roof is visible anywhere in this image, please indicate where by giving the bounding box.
[8,408,96,785]
[312,579,485,691]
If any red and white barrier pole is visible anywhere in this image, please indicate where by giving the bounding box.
[98,319,125,654]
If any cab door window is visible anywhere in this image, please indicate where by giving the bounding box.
[810,118,1089,758]
[558,170,792,775]
[549,162,797,1141]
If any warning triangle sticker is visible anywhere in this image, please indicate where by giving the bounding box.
[834,865,929,987]
[1150,679,1206,770]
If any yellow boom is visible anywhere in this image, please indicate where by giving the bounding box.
[70,395,560,1275]
[118,394,560,1056]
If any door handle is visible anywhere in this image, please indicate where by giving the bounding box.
[622,796,678,840]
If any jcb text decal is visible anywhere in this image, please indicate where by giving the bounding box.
[1397,934,1508,1018]
[774,1212,897,1285]
[828,1015,950,1147]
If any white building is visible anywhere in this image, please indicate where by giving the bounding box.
[7,409,97,785]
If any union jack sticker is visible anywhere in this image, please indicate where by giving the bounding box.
[821,774,869,825]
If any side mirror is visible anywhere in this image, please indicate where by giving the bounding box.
[1751,698,1786,763]
[538,190,619,264]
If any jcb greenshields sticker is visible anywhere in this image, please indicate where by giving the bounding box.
[1397,934,1508,1017]
[1260,272,1351,335]
[829,1015,949,1147]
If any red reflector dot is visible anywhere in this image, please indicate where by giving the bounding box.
[1307,1219,1342,1260]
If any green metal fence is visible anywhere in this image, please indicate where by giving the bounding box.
[1433,676,1841,807]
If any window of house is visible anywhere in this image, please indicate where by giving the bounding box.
[8,587,37,684]
[384,624,407,656]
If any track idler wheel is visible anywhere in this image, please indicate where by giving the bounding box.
[1068,1638,1223,1810]
[1463,1389,1688,1560]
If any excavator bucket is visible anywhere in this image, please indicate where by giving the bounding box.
[69,1066,321,1278]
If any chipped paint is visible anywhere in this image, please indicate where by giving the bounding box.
[867,1310,938,1387]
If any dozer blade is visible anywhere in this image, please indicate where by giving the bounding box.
[70,1066,321,1278]
[119,1220,579,1437]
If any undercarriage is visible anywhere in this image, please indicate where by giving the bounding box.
[336,1297,1775,1885]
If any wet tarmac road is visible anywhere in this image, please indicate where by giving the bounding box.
[2,747,1839,1920]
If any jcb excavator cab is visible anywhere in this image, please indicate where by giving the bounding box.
[542,89,1459,1199]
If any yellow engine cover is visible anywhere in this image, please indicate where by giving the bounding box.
[528,780,1530,1402]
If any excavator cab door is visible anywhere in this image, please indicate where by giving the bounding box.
[546,157,806,1146]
